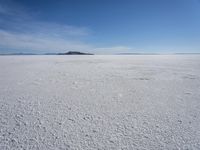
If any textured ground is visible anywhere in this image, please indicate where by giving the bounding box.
[0,55,200,150]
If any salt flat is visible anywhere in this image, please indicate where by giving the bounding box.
[0,55,200,150]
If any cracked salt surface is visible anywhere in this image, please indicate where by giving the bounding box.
[0,55,200,149]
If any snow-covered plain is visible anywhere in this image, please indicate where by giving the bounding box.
[0,55,200,150]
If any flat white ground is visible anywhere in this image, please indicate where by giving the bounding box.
[0,55,200,150]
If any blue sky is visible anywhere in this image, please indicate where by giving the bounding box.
[0,0,200,54]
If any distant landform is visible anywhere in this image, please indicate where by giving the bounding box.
[0,51,94,55]
[117,53,200,55]
[57,51,94,55]
[0,52,200,55]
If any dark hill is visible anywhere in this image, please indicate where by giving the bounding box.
[58,51,94,55]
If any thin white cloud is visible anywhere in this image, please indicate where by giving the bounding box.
[0,27,134,54]
[0,0,133,54]
[0,0,93,53]
[23,22,90,37]
[0,29,92,53]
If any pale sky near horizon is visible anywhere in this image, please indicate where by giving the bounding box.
[0,0,200,54]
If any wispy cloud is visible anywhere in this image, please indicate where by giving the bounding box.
[0,0,93,53]
[0,23,92,53]
[0,0,133,54]
[0,29,92,53]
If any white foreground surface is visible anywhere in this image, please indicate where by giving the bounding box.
[0,55,200,150]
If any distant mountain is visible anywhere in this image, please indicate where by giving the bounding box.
[0,53,38,55]
[44,53,58,55]
[117,53,200,55]
[58,51,94,55]
[0,51,94,55]
[174,53,200,55]
[116,53,160,55]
